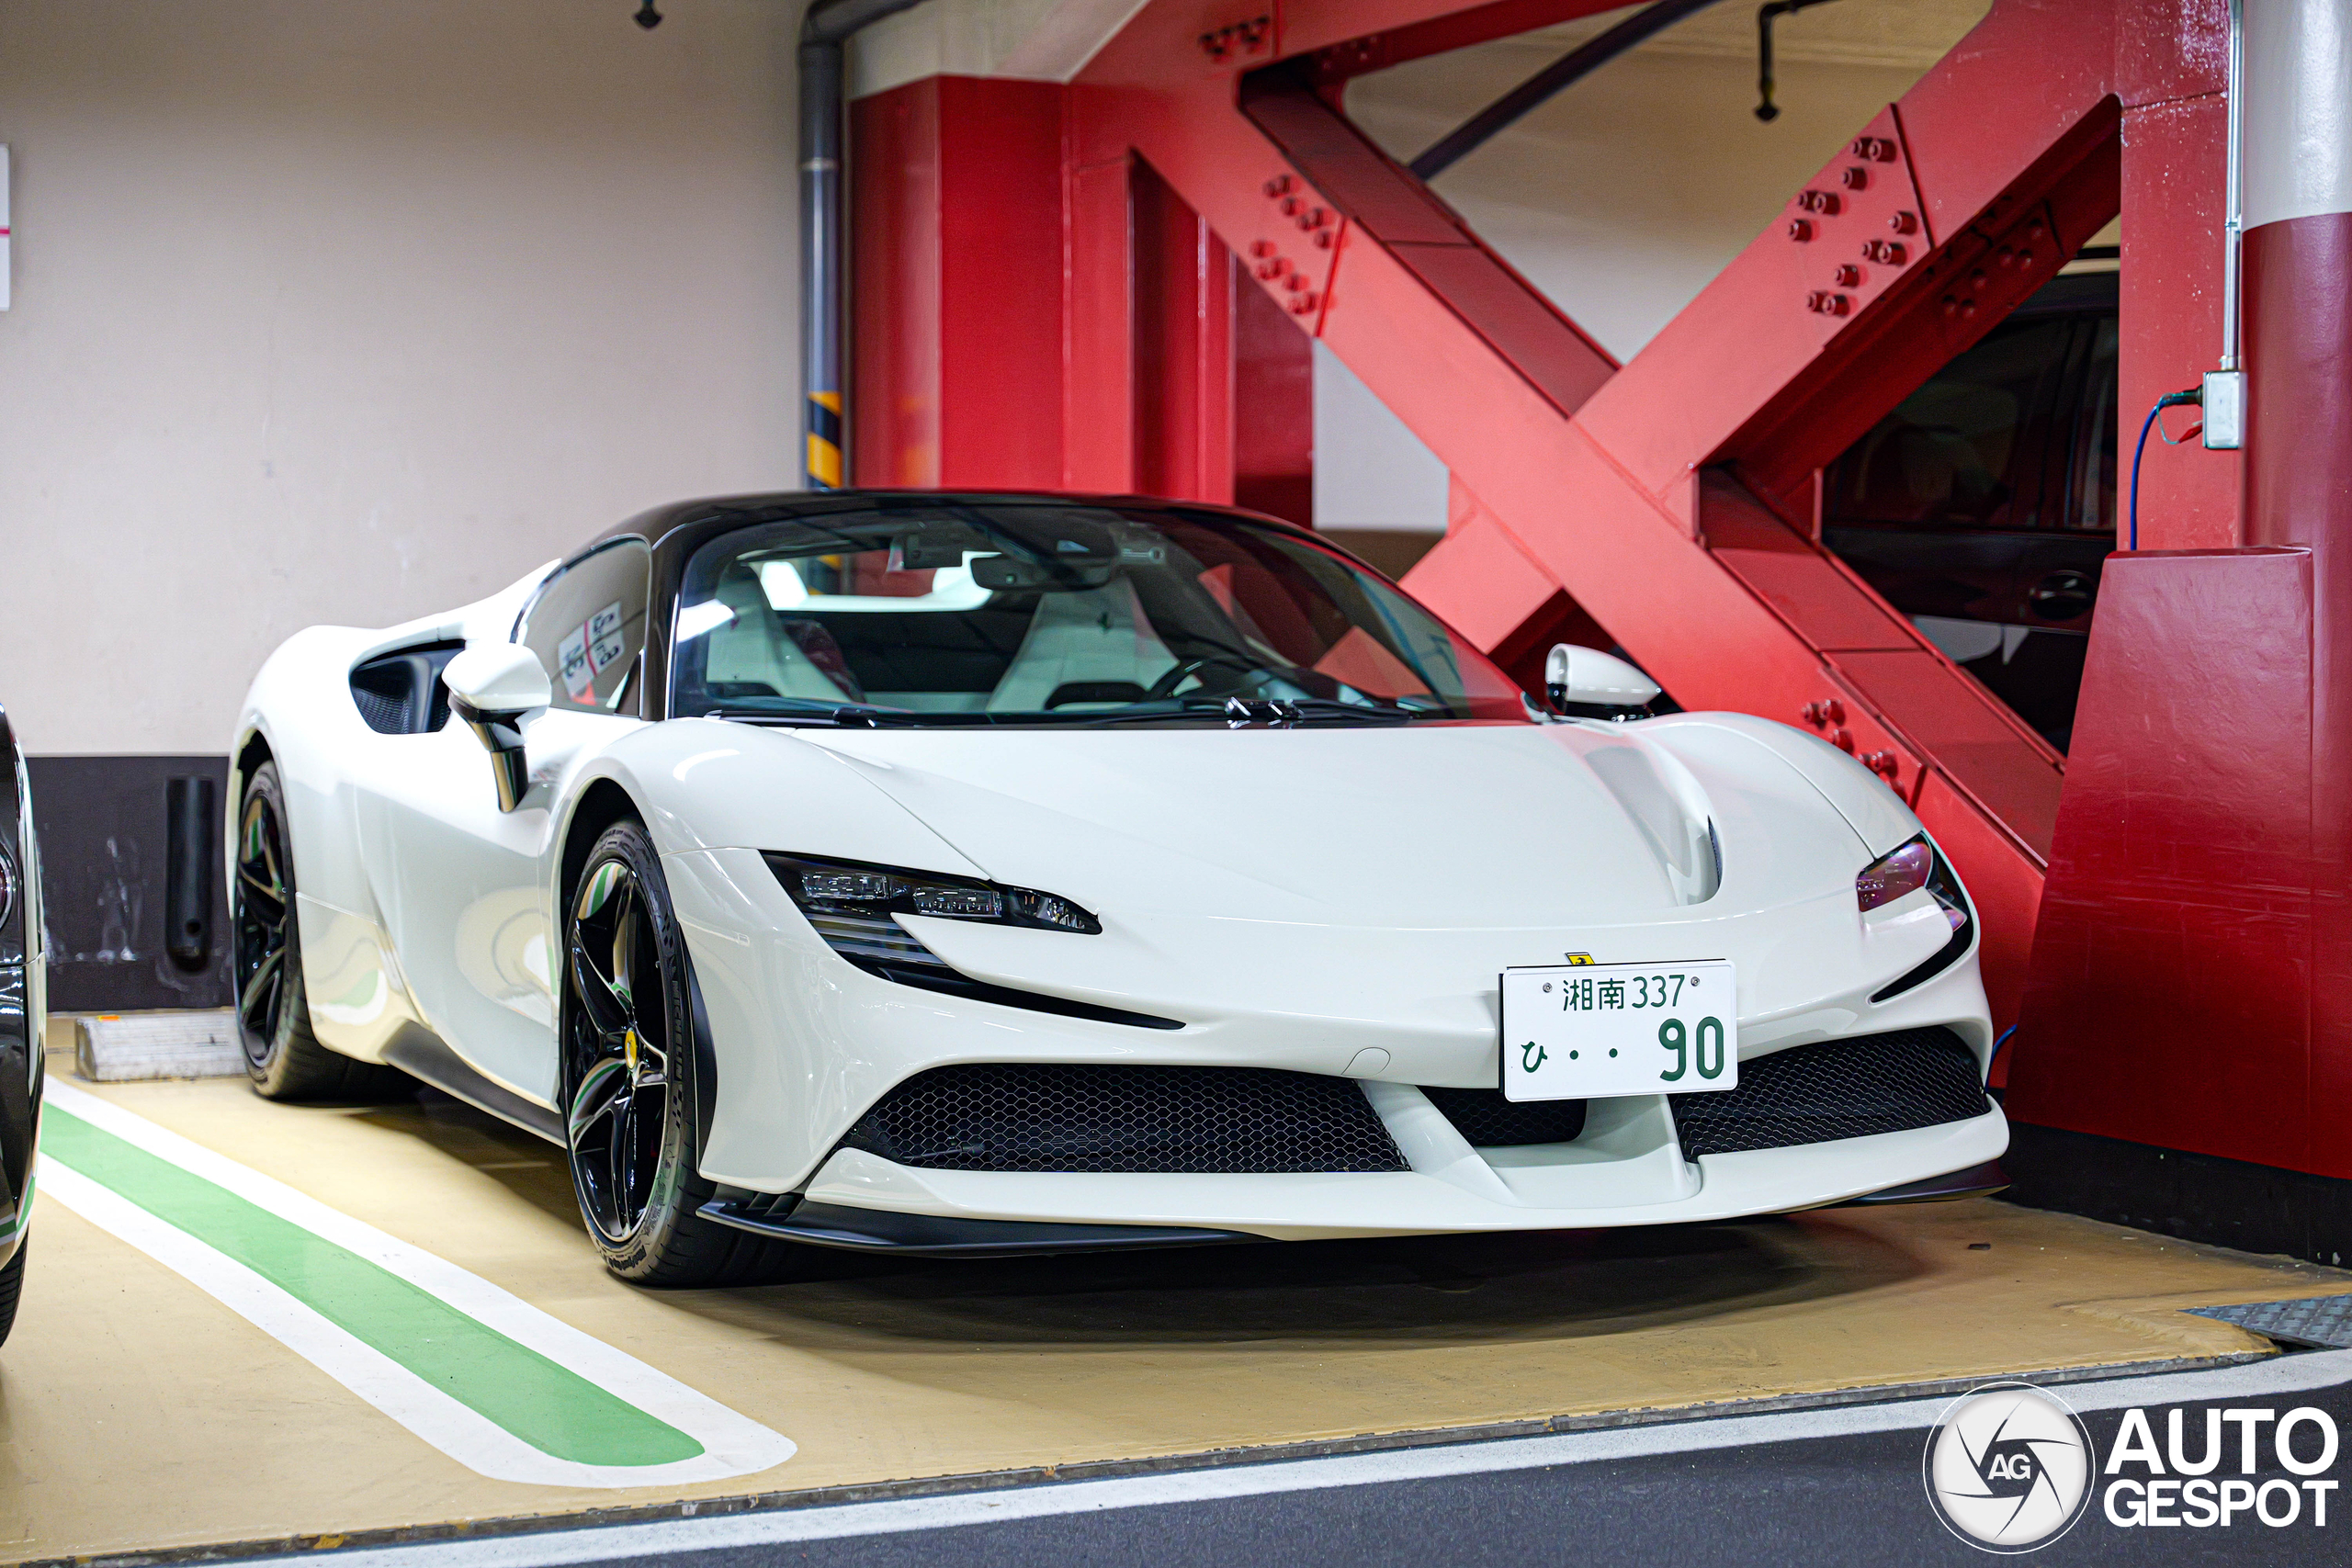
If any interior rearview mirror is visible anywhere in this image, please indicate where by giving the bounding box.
[1545,644,1661,717]
[444,643,552,812]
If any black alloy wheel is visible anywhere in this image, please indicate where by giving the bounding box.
[233,786,295,1057]
[560,819,808,1284]
[231,761,406,1101]
[564,853,670,1245]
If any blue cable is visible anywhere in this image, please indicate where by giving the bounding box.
[2128,389,2202,551]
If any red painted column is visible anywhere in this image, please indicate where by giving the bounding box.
[850,77,1065,490]
[2243,0,2352,1178]
[1233,271,1314,526]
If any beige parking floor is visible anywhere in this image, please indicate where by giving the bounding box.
[4,1043,2347,1563]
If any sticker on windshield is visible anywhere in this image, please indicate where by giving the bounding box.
[557,624,594,701]
[586,602,626,673]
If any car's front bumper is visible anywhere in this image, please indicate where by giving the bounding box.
[784,1106,2009,1242]
[665,843,1999,1237]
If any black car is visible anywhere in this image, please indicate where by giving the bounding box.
[1824,269,2119,752]
[0,705,41,1346]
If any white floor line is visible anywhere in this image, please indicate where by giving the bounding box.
[257,1348,2352,1567]
[41,1080,796,1489]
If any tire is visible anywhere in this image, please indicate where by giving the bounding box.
[561,819,810,1285]
[0,1240,26,1349]
[233,761,409,1101]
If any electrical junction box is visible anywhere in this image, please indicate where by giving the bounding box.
[2203,368,2245,449]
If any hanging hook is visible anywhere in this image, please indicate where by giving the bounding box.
[1756,0,1840,122]
[634,1,663,28]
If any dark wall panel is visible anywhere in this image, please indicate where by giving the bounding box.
[28,755,234,1012]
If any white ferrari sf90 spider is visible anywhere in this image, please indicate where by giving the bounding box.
[232,492,2005,1281]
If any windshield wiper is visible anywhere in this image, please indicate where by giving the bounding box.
[711,694,1426,728]
[1076,695,1419,727]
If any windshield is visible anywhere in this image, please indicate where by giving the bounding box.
[668,503,1528,726]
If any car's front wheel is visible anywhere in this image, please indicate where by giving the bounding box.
[562,819,808,1285]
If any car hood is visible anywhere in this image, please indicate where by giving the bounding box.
[793,721,1836,929]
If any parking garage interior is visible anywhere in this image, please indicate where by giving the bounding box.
[2,2,2350,1564]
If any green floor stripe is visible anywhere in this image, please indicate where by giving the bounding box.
[42,1108,702,1468]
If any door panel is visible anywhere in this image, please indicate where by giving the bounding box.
[368,541,655,1103]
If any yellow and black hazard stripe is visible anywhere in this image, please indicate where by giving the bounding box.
[805,390,842,490]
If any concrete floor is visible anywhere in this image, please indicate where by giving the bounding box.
[6,1042,2348,1564]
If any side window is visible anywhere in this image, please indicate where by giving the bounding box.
[518,541,652,716]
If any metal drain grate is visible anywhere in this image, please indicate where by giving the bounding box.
[1671,1027,1988,1157]
[2188,1294,2352,1349]
[842,1063,1409,1174]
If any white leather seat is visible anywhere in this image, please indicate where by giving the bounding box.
[703,566,858,703]
[986,579,1176,712]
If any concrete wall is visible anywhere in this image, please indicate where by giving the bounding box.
[0,0,803,756]
[1317,0,1989,536]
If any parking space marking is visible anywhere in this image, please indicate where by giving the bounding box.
[39,1081,796,1490]
[245,1349,2352,1567]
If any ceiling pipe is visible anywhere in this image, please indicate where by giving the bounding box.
[1410,0,1725,181]
[799,0,932,489]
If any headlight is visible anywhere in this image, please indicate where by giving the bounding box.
[1855,838,1932,911]
[1856,833,1967,931]
[765,852,1098,978]
[1859,833,1976,1003]
[761,852,1178,1028]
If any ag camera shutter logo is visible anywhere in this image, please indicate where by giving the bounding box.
[1922,1382,2097,1552]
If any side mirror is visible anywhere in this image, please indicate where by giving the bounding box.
[445,643,551,812]
[1545,644,1661,717]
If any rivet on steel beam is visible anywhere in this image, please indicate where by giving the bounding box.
[1826,699,1845,724]
[1970,268,1989,288]
[1863,750,1899,780]
[1280,196,1302,216]
[1841,166,1868,190]
[1996,245,2017,268]
[1834,264,1862,287]
[2018,248,2035,268]
[1285,273,1307,291]
[1788,218,1814,242]
[1959,299,1978,318]
[1941,295,1958,317]
[1889,211,1918,235]
[1289,293,1317,314]
[1312,230,1334,249]
[1830,728,1855,753]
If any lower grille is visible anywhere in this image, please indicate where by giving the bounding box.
[1422,1085,1588,1146]
[842,1063,1409,1173]
[1671,1026,1988,1157]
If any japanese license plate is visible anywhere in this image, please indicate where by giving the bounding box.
[1499,962,1738,1102]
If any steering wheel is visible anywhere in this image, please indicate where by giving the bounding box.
[1144,653,1260,702]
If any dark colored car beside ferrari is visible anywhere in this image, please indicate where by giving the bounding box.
[0,705,42,1346]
